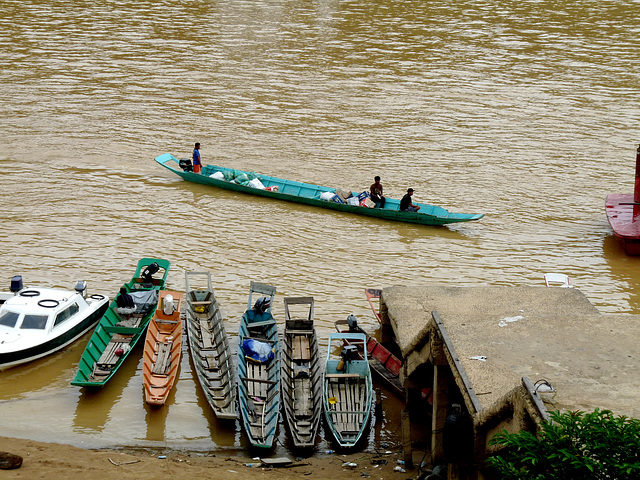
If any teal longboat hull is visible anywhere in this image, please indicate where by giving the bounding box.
[155,153,484,226]
[71,258,171,388]
[237,282,281,449]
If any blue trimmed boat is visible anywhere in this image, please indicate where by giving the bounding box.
[323,332,373,448]
[237,281,280,449]
[155,153,484,226]
[71,258,170,388]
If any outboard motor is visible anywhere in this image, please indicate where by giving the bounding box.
[347,314,359,332]
[253,296,271,314]
[141,262,160,283]
[337,345,359,371]
[179,159,193,172]
[10,275,23,293]
[75,280,87,298]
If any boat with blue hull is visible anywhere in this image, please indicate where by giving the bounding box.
[237,281,281,449]
[155,153,484,226]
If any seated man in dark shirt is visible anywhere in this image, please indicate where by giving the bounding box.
[400,188,421,212]
[115,287,136,314]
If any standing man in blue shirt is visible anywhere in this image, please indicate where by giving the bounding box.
[192,142,202,173]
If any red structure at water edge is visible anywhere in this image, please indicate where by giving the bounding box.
[606,144,640,255]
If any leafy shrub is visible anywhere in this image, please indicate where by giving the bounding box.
[487,409,640,480]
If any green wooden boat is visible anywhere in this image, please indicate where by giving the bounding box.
[155,153,484,226]
[70,258,171,388]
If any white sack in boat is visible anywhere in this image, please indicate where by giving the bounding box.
[320,191,334,201]
[163,294,175,315]
[248,178,265,189]
[209,172,225,180]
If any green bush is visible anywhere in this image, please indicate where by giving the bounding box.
[487,409,640,480]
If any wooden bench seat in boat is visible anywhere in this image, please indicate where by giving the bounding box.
[190,300,213,306]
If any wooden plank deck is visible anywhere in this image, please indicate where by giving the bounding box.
[152,341,172,375]
[327,377,366,435]
[291,335,310,361]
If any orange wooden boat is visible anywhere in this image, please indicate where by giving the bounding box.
[142,290,183,406]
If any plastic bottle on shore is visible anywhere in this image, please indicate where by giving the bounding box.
[394,466,406,473]
[244,463,260,467]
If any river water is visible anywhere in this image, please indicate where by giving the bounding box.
[0,0,639,454]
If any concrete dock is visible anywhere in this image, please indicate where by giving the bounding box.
[379,285,640,478]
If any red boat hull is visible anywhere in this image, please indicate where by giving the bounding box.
[605,193,640,255]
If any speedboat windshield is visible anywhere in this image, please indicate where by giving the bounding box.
[0,310,20,328]
[20,315,48,330]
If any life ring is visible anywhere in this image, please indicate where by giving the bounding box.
[37,299,59,308]
[20,290,40,297]
[90,294,105,300]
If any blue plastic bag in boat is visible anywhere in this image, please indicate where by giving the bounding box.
[242,338,274,363]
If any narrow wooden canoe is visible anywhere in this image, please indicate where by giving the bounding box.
[237,282,281,449]
[71,258,171,388]
[184,271,237,420]
[142,290,183,406]
[155,153,484,226]
[280,297,322,450]
[323,332,373,449]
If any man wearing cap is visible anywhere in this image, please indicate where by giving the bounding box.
[400,188,420,212]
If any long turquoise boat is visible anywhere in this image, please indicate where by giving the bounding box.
[71,258,171,388]
[237,281,281,449]
[155,153,484,226]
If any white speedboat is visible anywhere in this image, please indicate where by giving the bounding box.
[0,276,109,370]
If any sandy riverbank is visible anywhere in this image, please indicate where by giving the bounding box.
[0,436,426,479]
